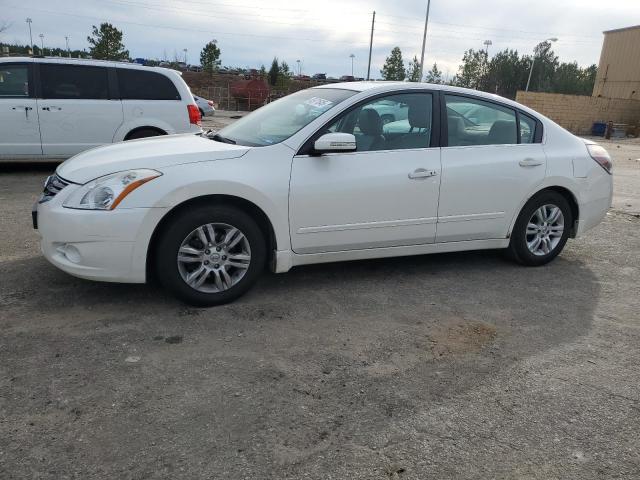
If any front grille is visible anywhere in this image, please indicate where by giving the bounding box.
[40,174,71,203]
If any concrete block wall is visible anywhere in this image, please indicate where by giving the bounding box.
[515,91,640,135]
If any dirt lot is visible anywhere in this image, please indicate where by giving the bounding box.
[1,131,639,479]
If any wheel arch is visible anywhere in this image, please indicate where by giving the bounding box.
[508,185,580,239]
[146,194,278,281]
[124,126,167,141]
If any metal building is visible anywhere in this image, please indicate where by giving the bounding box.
[593,25,640,99]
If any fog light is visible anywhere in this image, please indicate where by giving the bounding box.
[57,243,82,264]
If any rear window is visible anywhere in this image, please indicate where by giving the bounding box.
[117,69,181,100]
[40,64,109,99]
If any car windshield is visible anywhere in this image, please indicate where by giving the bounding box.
[215,88,356,147]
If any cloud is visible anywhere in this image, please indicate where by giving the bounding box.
[1,0,633,77]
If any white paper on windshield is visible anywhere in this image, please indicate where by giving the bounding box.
[304,97,333,109]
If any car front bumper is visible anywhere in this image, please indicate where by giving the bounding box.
[36,188,169,283]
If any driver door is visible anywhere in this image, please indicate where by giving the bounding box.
[289,91,441,254]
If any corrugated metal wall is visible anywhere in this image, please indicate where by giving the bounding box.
[593,26,640,99]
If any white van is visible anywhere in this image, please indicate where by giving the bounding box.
[0,57,202,160]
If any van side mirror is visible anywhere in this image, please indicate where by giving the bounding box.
[313,133,357,154]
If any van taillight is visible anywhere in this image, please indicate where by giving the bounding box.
[187,104,201,126]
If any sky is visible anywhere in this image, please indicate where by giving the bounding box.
[0,0,637,79]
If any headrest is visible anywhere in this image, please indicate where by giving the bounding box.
[487,120,517,144]
[359,109,383,136]
[408,101,430,129]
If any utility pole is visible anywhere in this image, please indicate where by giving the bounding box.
[183,48,188,64]
[26,18,33,54]
[366,11,375,81]
[418,0,431,82]
[65,36,70,57]
[39,33,44,55]
[349,53,355,76]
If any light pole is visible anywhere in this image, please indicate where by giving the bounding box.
[349,53,355,77]
[39,33,44,55]
[296,59,301,76]
[526,37,558,91]
[25,18,33,54]
[65,36,70,57]
[183,48,188,64]
[418,0,432,82]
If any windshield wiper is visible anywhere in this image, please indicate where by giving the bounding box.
[209,133,236,144]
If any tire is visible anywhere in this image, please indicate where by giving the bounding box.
[155,205,267,306]
[508,191,572,266]
[125,128,166,140]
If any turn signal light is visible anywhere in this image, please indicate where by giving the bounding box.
[187,104,201,126]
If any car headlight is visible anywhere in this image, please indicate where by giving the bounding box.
[63,169,162,210]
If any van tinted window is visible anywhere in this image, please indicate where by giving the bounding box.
[0,64,30,97]
[117,69,180,100]
[40,64,109,99]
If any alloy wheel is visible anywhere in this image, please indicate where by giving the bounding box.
[525,204,564,256]
[176,223,251,293]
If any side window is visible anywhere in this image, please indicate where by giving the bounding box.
[326,92,433,152]
[0,64,30,97]
[519,113,537,144]
[445,95,517,147]
[117,69,180,100]
[39,64,109,99]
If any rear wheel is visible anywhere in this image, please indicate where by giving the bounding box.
[155,205,266,306]
[508,191,572,266]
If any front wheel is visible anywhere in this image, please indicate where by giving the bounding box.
[155,205,266,306]
[508,191,572,266]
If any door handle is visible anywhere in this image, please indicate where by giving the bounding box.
[519,158,543,167]
[408,168,438,179]
[12,106,32,119]
[42,106,62,111]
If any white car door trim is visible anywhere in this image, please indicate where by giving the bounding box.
[437,212,505,223]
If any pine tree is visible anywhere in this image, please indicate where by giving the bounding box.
[406,56,422,82]
[87,23,129,60]
[200,41,221,75]
[425,63,443,84]
[380,47,406,81]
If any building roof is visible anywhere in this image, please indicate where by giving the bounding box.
[603,25,640,34]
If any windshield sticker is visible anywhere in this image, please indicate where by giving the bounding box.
[304,97,334,109]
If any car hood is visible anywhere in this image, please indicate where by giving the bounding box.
[57,134,250,184]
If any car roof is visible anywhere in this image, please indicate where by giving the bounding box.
[0,56,180,74]
[312,81,543,119]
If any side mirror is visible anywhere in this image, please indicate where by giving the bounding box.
[313,133,357,154]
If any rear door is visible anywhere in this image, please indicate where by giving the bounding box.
[437,94,546,242]
[37,63,123,157]
[0,61,42,156]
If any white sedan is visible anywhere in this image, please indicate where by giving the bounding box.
[34,82,613,306]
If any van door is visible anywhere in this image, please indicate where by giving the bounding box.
[0,61,42,157]
[37,63,123,157]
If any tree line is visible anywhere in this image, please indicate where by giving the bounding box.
[380,42,597,98]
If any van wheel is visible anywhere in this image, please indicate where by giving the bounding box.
[125,128,166,140]
[155,205,266,306]
[508,191,572,266]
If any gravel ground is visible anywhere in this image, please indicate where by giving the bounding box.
[0,131,639,479]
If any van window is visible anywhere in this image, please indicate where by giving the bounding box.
[117,69,180,100]
[0,64,30,97]
[40,64,109,99]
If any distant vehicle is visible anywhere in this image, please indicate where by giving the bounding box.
[188,65,202,72]
[312,73,326,80]
[34,82,612,305]
[295,75,311,81]
[193,94,215,117]
[0,57,202,160]
[340,75,355,82]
